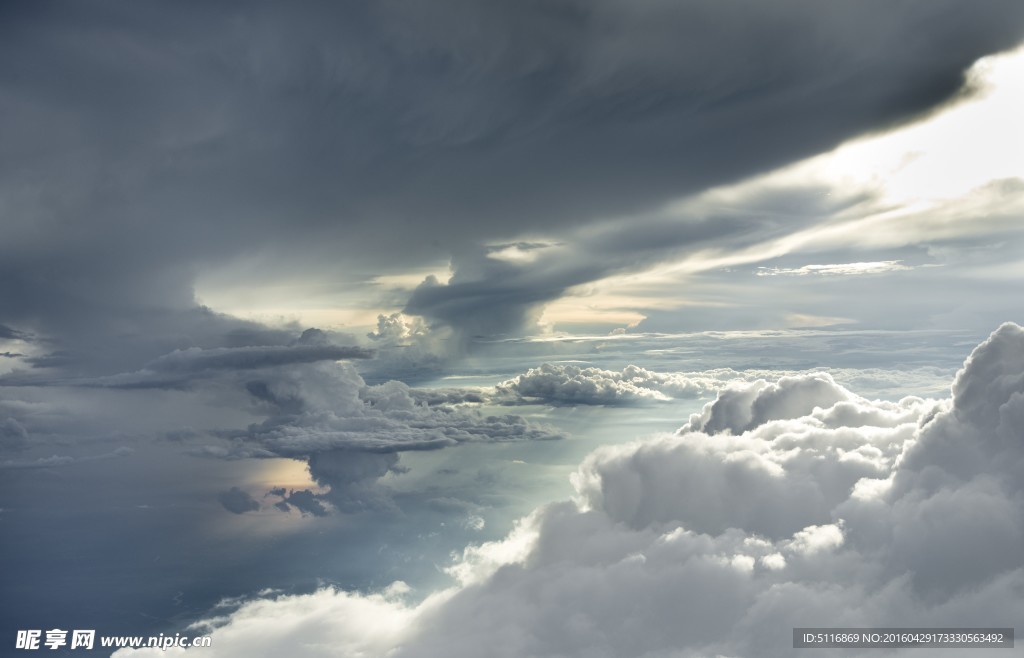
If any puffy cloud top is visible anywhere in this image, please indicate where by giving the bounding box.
[893,321,1024,496]
[682,372,857,434]
[496,363,718,405]
[950,321,1024,432]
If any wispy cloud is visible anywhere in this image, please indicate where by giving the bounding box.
[755,261,914,277]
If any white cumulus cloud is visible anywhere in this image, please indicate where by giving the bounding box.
[495,363,721,404]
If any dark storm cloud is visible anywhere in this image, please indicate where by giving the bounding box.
[145,344,374,374]
[86,343,374,388]
[0,332,372,390]
[405,185,862,340]
[404,213,735,338]
[2,0,1024,369]
[0,324,28,341]
[275,488,331,517]
[0,417,30,452]
[217,486,261,514]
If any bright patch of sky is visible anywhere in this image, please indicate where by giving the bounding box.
[542,47,1024,335]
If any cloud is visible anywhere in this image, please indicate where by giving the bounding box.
[571,378,934,539]
[0,417,29,452]
[271,488,330,518]
[681,372,858,434]
[494,362,954,409]
[416,47,1024,341]
[0,327,559,514]
[0,328,368,392]
[366,313,430,345]
[4,5,1022,651]
[401,209,794,343]
[0,446,134,470]
[361,313,453,384]
[491,361,956,407]
[755,261,915,276]
[59,343,374,391]
[407,388,487,406]
[0,324,29,341]
[890,321,1024,495]
[122,324,1024,658]
[5,1,1021,365]
[235,363,561,455]
[1,454,75,469]
[210,361,563,512]
[217,487,260,515]
[144,345,374,374]
[495,363,724,405]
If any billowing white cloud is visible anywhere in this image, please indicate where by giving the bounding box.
[495,363,722,405]
[366,313,430,345]
[494,362,953,407]
[679,370,928,434]
[116,323,1024,657]
[571,370,937,540]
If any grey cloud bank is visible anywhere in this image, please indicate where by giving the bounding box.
[218,486,261,515]
[227,361,562,511]
[3,0,1024,367]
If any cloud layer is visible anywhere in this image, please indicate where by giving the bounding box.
[4,1,1023,365]
[493,362,953,407]
[212,360,562,512]
[0,330,560,512]
[119,323,1024,657]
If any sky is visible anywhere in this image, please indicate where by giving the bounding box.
[1,2,1024,657]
